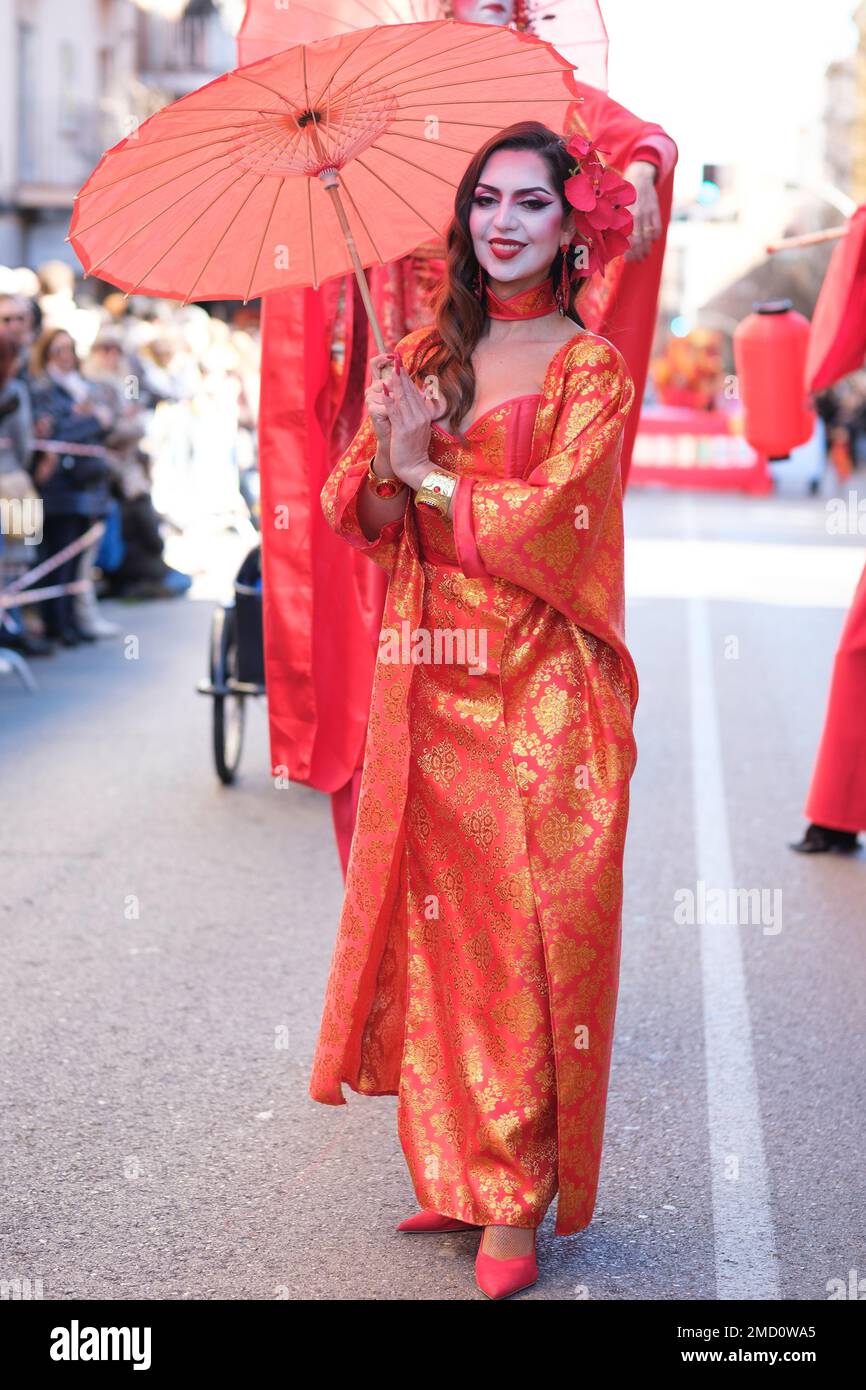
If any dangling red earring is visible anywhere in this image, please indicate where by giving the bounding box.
[557,242,571,315]
[474,263,484,301]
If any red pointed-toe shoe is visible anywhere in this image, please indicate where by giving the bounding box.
[475,1228,538,1299]
[396,1209,482,1234]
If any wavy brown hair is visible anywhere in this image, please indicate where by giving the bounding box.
[31,326,80,377]
[413,121,589,436]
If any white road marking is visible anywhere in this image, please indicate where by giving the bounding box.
[684,499,781,1300]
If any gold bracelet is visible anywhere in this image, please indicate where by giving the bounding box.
[414,468,458,518]
[366,456,406,499]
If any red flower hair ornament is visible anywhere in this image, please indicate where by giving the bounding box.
[560,133,637,277]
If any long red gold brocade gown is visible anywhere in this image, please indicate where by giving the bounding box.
[309,321,639,1237]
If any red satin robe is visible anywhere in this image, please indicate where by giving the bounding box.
[309,327,639,1235]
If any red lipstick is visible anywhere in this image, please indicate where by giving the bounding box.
[488,238,525,261]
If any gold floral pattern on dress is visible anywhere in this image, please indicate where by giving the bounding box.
[417,740,460,786]
[462,801,499,851]
[310,323,639,1237]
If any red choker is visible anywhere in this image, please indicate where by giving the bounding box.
[485,279,558,320]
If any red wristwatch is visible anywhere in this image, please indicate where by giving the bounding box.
[366,457,406,499]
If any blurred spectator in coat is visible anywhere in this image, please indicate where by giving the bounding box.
[0,293,39,384]
[0,334,55,656]
[83,327,191,600]
[29,328,115,645]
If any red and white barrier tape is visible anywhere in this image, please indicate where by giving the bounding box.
[1,579,92,609]
[0,435,124,463]
[0,519,105,608]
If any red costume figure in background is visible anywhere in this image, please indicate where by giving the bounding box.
[790,204,866,855]
[257,264,441,875]
[240,8,446,874]
[791,558,866,853]
[246,0,675,873]
[561,83,676,486]
[255,266,439,872]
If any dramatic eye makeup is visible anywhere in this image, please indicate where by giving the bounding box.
[472,183,556,211]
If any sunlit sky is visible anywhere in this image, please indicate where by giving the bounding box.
[601,0,860,187]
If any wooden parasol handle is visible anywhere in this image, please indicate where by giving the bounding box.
[319,168,387,355]
[766,224,848,253]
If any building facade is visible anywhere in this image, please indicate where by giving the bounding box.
[0,0,236,270]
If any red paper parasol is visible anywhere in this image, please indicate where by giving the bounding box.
[237,0,443,64]
[519,0,609,92]
[67,19,580,352]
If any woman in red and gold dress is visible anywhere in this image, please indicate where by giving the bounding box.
[309,121,639,1300]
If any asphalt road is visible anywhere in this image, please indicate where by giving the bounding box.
[1,485,864,1301]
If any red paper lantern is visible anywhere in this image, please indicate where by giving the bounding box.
[733,299,815,460]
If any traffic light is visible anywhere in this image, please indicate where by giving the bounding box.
[699,163,722,206]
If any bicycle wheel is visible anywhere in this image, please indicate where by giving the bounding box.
[210,606,245,784]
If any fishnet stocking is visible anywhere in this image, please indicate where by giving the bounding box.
[480,1225,537,1259]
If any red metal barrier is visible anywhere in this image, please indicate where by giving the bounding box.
[629,405,772,494]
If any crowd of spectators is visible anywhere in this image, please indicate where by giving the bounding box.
[815,369,866,480]
[0,259,260,660]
